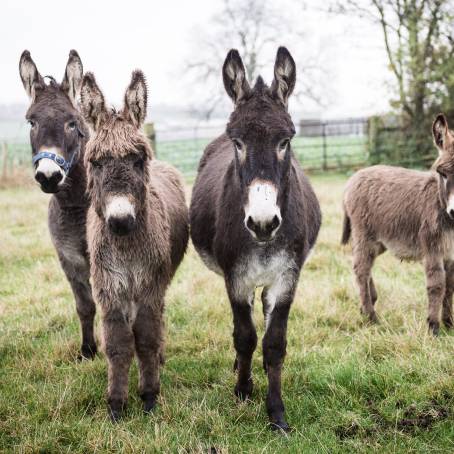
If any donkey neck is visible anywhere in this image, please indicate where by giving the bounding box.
[53,159,88,209]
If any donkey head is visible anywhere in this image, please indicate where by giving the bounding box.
[19,50,86,193]
[81,70,151,237]
[433,114,454,218]
[223,47,296,243]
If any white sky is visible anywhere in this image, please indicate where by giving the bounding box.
[0,0,392,119]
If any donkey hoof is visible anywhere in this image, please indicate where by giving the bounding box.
[141,392,157,413]
[108,399,125,422]
[428,320,440,336]
[79,343,97,360]
[269,418,292,433]
[234,379,253,401]
[443,317,453,329]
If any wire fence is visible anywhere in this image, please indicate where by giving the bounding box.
[0,117,370,182]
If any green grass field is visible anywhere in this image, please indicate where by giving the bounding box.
[1,174,454,453]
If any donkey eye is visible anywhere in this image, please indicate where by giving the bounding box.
[134,158,145,170]
[28,119,36,128]
[437,169,447,179]
[68,121,77,130]
[91,160,102,169]
[232,139,244,152]
[279,139,290,151]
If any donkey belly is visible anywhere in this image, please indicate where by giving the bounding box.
[380,237,422,261]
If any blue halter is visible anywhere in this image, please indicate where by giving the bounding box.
[32,146,80,175]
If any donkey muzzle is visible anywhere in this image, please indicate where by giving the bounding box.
[108,215,136,236]
[105,195,137,236]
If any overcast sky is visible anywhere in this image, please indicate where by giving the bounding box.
[1,0,392,119]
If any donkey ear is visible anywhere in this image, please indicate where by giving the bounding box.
[80,72,107,131]
[19,50,44,101]
[123,70,148,128]
[61,49,83,107]
[433,113,449,153]
[271,47,296,107]
[222,49,251,104]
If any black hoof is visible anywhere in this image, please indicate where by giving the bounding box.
[108,399,125,422]
[443,317,453,329]
[428,321,440,336]
[79,343,97,360]
[141,392,157,414]
[269,419,292,433]
[234,378,253,401]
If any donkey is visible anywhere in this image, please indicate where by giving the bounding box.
[19,50,97,359]
[80,70,189,420]
[190,47,321,431]
[342,114,454,335]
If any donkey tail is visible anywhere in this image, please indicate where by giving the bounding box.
[341,212,351,245]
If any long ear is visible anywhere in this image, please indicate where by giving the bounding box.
[222,49,251,104]
[271,47,296,107]
[19,50,44,101]
[433,113,449,153]
[61,49,83,107]
[123,70,147,128]
[80,72,107,131]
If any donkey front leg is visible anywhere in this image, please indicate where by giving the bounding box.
[69,278,97,359]
[227,283,257,401]
[102,307,134,421]
[443,261,454,329]
[262,292,293,432]
[133,304,163,413]
[425,256,445,335]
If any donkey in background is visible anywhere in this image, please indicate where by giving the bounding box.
[80,70,189,420]
[342,114,454,335]
[190,47,321,431]
[19,50,97,359]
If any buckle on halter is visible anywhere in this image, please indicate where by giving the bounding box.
[55,155,65,166]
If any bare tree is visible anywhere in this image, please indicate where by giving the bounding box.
[184,0,326,119]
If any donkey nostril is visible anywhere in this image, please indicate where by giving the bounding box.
[450,209,454,218]
[246,216,255,231]
[270,215,280,231]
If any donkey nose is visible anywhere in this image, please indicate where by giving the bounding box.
[246,214,281,242]
[35,170,63,192]
[108,215,136,236]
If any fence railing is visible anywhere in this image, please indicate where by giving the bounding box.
[0,117,371,182]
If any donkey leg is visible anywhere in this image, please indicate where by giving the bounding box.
[133,304,163,413]
[352,242,377,323]
[102,307,134,421]
[262,297,292,432]
[443,261,454,329]
[369,278,378,306]
[70,278,97,359]
[227,283,257,401]
[424,256,445,336]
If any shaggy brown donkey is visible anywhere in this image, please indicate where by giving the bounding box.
[342,114,454,335]
[80,70,189,420]
[19,50,97,359]
[190,47,321,431]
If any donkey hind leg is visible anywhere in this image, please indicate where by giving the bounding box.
[63,259,97,360]
[425,256,445,336]
[227,284,257,401]
[369,243,385,307]
[443,261,454,329]
[103,308,134,421]
[352,241,379,323]
[262,283,295,433]
[133,304,163,413]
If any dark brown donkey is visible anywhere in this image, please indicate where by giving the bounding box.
[19,50,97,359]
[80,70,189,420]
[342,114,454,335]
[190,47,321,431]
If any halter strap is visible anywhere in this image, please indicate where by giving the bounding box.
[32,145,80,175]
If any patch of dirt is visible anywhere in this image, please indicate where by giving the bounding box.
[397,400,449,431]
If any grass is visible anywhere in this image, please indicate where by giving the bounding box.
[1,174,454,453]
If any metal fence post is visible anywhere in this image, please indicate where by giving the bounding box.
[322,122,327,171]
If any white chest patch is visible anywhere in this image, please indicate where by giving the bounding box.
[233,250,296,322]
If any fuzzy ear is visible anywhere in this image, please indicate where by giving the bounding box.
[433,113,449,153]
[19,50,44,101]
[80,72,107,131]
[271,47,296,107]
[222,49,251,104]
[61,49,83,107]
[123,70,147,128]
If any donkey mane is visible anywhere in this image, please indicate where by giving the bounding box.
[84,116,153,162]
